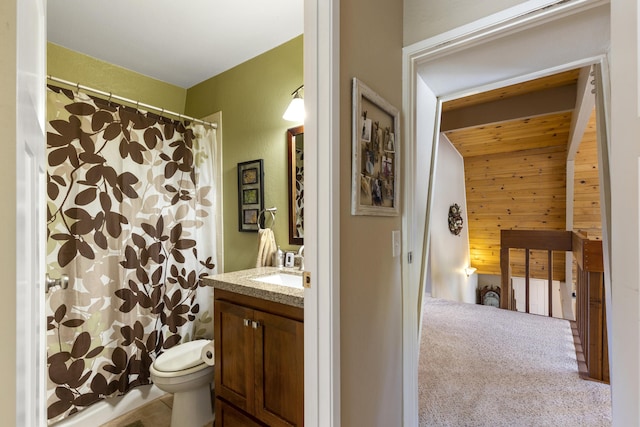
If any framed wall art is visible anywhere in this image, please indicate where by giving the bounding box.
[351,77,400,216]
[287,125,304,245]
[238,159,264,232]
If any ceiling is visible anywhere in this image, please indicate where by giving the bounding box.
[47,0,304,88]
[415,4,608,100]
[442,69,581,113]
[443,68,581,158]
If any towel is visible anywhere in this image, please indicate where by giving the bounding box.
[256,228,277,267]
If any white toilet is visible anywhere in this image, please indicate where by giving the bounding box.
[149,339,215,427]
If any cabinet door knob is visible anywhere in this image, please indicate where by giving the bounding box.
[243,318,251,327]
[251,321,261,329]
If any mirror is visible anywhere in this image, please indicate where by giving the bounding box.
[288,126,304,245]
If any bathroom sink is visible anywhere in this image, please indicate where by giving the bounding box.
[252,273,303,288]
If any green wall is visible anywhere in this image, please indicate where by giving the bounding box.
[48,36,304,273]
[47,43,187,113]
[186,35,304,272]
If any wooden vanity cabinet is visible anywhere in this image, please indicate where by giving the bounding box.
[216,398,265,427]
[214,289,304,427]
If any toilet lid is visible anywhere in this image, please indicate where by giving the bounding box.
[153,339,212,372]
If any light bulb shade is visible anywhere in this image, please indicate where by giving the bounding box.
[283,96,305,122]
[464,267,477,277]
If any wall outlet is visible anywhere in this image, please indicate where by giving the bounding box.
[284,252,295,267]
[392,230,401,258]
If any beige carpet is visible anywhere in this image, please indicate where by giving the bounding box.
[419,297,612,426]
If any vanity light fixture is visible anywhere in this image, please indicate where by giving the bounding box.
[283,84,304,122]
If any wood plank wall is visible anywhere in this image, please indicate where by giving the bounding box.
[573,109,601,240]
[463,144,568,279]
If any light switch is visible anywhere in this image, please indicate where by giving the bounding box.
[392,230,401,258]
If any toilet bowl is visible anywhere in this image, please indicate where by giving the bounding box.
[149,339,215,427]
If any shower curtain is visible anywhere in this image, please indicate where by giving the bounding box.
[45,85,218,423]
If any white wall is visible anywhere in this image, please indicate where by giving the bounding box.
[511,277,563,318]
[609,0,640,424]
[403,0,527,46]
[430,134,476,303]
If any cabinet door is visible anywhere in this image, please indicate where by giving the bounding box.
[215,300,255,413]
[253,310,304,427]
[215,398,266,427]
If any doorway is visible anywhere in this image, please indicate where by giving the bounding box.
[401,1,612,424]
[16,1,340,426]
[435,66,601,320]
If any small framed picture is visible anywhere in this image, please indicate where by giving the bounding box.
[351,78,400,216]
[243,209,259,225]
[242,168,258,185]
[243,188,258,204]
[238,159,264,232]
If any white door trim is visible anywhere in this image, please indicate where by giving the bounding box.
[304,0,340,425]
[402,0,610,425]
[16,0,46,425]
[20,2,339,426]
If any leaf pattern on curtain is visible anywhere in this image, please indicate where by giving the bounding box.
[45,86,217,423]
[295,147,304,237]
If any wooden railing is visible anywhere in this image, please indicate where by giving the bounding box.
[500,229,609,382]
[499,230,572,314]
[573,231,609,383]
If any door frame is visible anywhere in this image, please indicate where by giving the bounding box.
[401,0,613,424]
[16,0,46,425]
[304,0,341,425]
[17,1,340,426]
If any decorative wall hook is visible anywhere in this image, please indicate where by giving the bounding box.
[448,203,463,236]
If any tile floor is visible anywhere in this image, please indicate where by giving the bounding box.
[99,393,214,427]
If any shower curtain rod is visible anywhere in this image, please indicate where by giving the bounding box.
[47,75,217,129]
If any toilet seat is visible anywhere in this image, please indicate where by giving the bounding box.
[148,339,215,427]
[153,339,212,374]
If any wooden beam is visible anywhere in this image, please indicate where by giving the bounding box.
[572,231,604,272]
[525,249,530,313]
[567,66,596,161]
[441,85,577,132]
[548,250,553,317]
[500,246,511,310]
[501,230,572,251]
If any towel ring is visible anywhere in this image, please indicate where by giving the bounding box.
[257,207,277,230]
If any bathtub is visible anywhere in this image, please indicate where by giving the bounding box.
[52,384,166,426]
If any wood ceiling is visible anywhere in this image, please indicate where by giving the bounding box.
[442,69,581,112]
[445,112,573,158]
[443,69,580,157]
[440,68,600,281]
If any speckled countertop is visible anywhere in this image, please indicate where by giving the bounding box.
[203,267,304,308]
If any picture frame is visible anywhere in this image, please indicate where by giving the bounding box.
[351,77,400,216]
[238,159,264,232]
[287,125,304,245]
